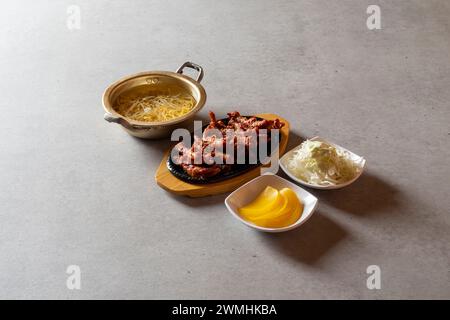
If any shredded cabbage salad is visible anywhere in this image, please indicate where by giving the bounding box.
[286,140,360,186]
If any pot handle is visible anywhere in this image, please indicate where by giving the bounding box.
[104,113,154,130]
[104,113,135,129]
[104,113,122,124]
[176,61,204,83]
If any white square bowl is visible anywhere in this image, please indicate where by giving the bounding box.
[224,174,318,233]
[279,136,366,190]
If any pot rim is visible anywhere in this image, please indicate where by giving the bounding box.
[102,69,206,127]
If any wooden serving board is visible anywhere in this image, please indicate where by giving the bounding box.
[155,113,290,197]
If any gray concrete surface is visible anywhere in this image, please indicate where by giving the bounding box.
[0,0,449,299]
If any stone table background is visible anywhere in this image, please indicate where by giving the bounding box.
[0,0,449,299]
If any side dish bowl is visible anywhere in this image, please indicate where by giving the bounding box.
[279,136,366,189]
[102,61,206,139]
[225,174,318,233]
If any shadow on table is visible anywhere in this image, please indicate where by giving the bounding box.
[130,135,173,154]
[313,172,400,216]
[285,130,306,152]
[259,211,346,265]
[166,191,228,208]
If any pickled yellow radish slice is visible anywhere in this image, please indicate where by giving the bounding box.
[249,188,300,221]
[258,203,302,228]
[238,186,283,218]
[247,188,304,228]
